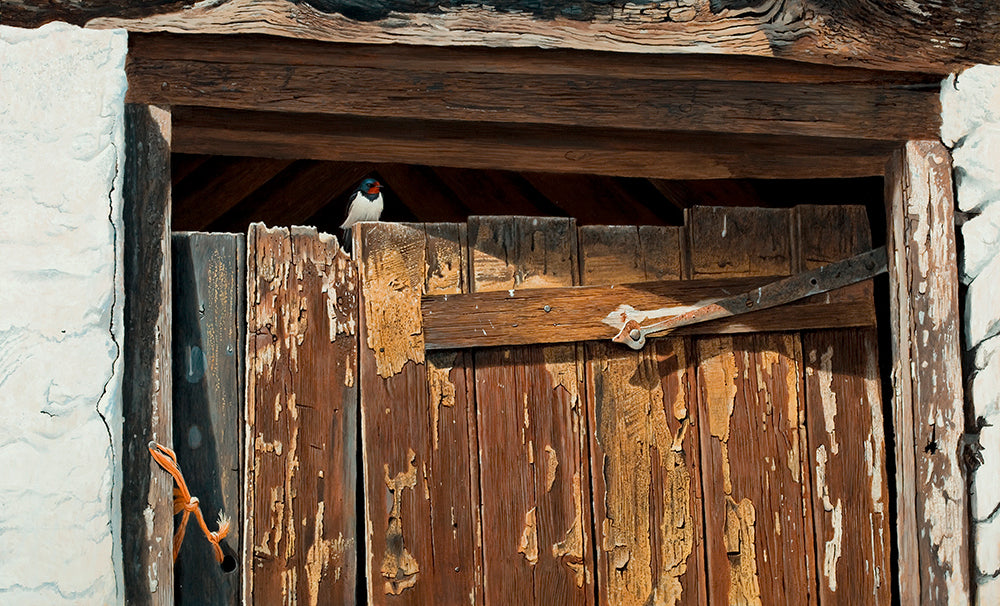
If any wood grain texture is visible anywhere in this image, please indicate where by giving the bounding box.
[689,207,817,606]
[172,107,898,181]
[421,278,876,350]
[127,60,939,142]
[172,233,245,604]
[885,142,969,605]
[121,103,173,606]
[356,222,483,605]
[581,225,707,605]
[470,216,594,605]
[796,205,891,604]
[245,225,358,605]
[13,1,1000,71]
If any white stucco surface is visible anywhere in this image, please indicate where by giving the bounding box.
[0,23,127,605]
[942,64,1000,603]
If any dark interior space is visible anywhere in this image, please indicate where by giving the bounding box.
[171,154,886,248]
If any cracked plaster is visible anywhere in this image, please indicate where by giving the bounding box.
[943,64,1000,605]
[0,22,127,605]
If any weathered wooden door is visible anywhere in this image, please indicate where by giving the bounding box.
[349,206,890,605]
[226,207,889,604]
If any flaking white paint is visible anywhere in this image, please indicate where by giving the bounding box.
[943,63,1000,604]
[0,23,127,605]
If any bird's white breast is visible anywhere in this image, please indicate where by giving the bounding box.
[341,191,384,229]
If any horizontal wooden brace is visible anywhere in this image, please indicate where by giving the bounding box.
[422,277,875,350]
[172,107,898,180]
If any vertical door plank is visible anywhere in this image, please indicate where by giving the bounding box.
[422,223,484,606]
[885,142,969,605]
[796,205,892,604]
[122,103,173,606]
[357,221,483,605]
[245,225,358,605]
[581,225,707,606]
[689,207,817,606]
[172,232,245,603]
[470,216,594,606]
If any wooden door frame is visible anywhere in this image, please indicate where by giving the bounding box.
[120,37,969,605]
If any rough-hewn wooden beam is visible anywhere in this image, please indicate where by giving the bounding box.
[172,107,900,180]
[885,141,969,605]
[9,0,998,72]
[124,37,940,141]
[422,278,875,350]
[121,103,173,606]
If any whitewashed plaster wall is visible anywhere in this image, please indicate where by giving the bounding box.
[0,23,127,605]
[942,65,1000,605]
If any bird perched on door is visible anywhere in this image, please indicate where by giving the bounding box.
[340,178,384,253]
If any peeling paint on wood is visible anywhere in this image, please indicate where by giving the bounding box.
[724,497,762,606]
[797,205,891,605]
[472,216,593,605]
[358,221,483,605]
[359,222,426,378]
[245,224,358,605]
[552,472,587,588]
[383,450,421,595]
[691,207,817,606]
[886,142,969,605]
[518,508,539,566]
[582,223,704,606]
[427,352,458,451]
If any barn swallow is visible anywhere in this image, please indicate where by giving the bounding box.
[341,178,383,252]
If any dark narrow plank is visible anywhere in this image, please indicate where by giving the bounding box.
[245,225,358,605]
[885,142,969,605]
[470,216,594,606]
[580,224,707,606]
[356,221,482,605]
[172,232,245,604]
[121,103,173,606]
[796,205,892,604]
[689,207,817,606]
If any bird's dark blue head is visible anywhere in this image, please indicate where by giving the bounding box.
[359,178,382,199]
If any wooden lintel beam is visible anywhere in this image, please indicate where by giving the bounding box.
[9,1,999,72]
[126,52,939,141]
[421,278,875,350]
[172,107,897,180]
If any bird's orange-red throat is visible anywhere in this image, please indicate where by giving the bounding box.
[367,181,381,195]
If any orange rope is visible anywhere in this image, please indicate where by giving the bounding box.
[148,441,231,563]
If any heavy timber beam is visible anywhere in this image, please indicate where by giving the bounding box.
[885,141,969,605]
[8,0,1000,72]
[124,35,941,142]
[171,107,899,180]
